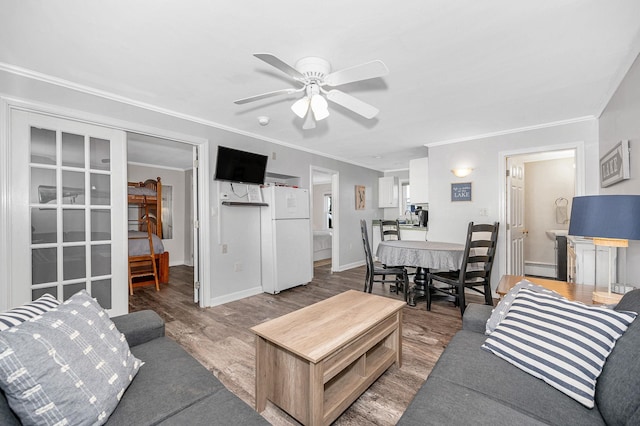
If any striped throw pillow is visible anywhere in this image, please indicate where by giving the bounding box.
[0,294,59,331]
[482,288,637,408]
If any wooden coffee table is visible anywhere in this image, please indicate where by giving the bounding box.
[251,290,405,426]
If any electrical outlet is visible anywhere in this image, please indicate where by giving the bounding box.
[479,208,488,217]
[234,262,243,272]
[221,244,227,254]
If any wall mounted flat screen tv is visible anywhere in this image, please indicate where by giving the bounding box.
[214,145,268,185]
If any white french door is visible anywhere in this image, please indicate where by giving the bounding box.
[10,110,128,316]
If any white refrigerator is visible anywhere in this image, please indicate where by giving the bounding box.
[260,186,313,294]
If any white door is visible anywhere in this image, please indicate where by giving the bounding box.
[10,110,128,316]
[192,145,200,304]
[506,156,526,275]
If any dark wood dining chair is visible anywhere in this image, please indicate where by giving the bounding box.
[426,222,499,314]
[378,219,409,285]
[379,219,401,241]
[360,219,408,298]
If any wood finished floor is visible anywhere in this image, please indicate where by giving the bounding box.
[129,264,488,425]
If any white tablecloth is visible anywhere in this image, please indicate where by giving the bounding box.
[376,240,465,271]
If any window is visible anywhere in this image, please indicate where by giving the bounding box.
[400,182,411,217]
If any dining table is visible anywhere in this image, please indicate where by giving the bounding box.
[376,240,466,306]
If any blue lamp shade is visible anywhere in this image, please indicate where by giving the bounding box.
[568,195,640,241]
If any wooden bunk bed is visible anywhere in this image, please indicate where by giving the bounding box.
[128,177,169,292]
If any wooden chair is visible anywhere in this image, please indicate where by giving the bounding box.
[128,207,160,295]
[361,220,408,297]
[426,222,499,314]
[379,219,401,241]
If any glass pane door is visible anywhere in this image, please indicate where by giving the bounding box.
[10,110,127,316]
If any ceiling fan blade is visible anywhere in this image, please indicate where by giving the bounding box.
[324,60,389,86]
[302,110,316,130]
[234,88,299,104]
[254,53,305,81]
[325,90,379,119]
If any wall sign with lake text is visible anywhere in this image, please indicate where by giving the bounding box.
[451,182,472,202]
[600,140,630,187]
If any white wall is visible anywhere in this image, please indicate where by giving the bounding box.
[599,52,640,286]
[128,164,188,266]
[427,120,599,292]
[524,158,575,269]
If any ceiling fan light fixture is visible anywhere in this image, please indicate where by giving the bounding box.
[291,96,310,118]
[310,93,329,121]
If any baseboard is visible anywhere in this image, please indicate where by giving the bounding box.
[207,286,263,307]
[333,260,366,272]
[524,261,556,278]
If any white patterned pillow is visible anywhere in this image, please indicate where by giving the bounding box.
[482,289,636,408]
[485,279,564,335]
[0,294,60,331]
[0,290,143,425]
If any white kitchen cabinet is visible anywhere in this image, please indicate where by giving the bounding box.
[400,227,427,241]
[409,157,429,204]
[378,176,398,208]
[567,236,616,286]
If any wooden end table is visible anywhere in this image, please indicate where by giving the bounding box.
[496,275,596,304]
[251,290,405,426]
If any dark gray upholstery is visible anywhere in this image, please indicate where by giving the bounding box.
[111,309,165,347]
[596,290,640,425]
[0,310,268,425]
[461,303,492,334]
[399,289,640,426]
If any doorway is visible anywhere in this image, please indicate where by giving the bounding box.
[127,132,202,305]
[311,166,339,272]
[501,145,584,280]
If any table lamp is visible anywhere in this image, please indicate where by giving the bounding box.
[568,195,640,303]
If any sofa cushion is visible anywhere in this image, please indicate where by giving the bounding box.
[482,289,636,408]
[0,290,142,426]
[596,289,640,425]
[0,389,20,426]
[398,375,551,426]
[0,294,59,331]
[486,279,563,334]
[156,390,269,425]
[111,310,165,347]
[428,330,607,425]
[462,303,494,333]
[107,336,251,424]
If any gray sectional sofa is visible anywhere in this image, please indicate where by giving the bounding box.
[0,310,268,425]
[398,289,640,425]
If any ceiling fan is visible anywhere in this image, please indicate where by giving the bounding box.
[234,53,389,130]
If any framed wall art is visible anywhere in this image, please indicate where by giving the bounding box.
[355,185,366,210]
[600,140,630,187]
[451,182,472,202]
